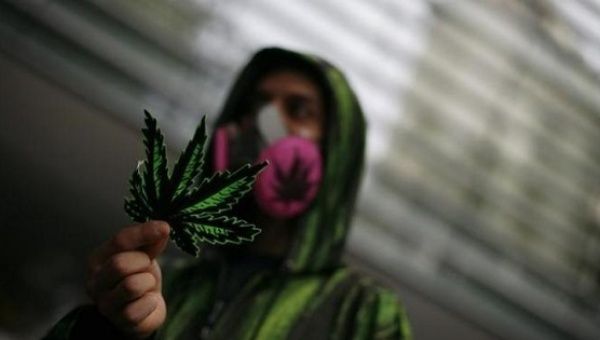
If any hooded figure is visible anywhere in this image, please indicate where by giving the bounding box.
[45,47,412,340]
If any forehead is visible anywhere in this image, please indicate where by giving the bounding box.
[257,70,322,99]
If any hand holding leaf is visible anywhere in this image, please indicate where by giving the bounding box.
[124,110,267,256]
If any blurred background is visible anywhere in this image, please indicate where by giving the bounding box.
[1,0,600,339]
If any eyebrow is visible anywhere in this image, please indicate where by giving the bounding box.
[288,94,315,103]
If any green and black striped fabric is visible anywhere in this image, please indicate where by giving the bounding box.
[153,258,411,340]
[45,47,411,340]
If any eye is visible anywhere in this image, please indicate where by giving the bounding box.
[286,97,312,120]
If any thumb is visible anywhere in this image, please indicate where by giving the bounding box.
[141,221,170,259]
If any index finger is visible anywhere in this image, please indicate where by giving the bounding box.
[92,221,170,265]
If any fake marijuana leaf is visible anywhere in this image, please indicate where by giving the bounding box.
[124,110,268,256]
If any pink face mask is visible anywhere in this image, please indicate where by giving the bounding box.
[213,105,322,219]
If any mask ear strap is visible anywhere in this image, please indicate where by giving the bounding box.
[213,126,229,171]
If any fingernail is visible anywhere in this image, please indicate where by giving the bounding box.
[154,221,169,236]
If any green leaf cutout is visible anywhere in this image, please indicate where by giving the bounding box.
[124,110,268,256]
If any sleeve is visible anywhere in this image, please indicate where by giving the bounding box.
[370,289,412,340]
[42,305,133,340]
[334,283,412,340]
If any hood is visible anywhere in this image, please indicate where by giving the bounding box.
[207,47,366,273]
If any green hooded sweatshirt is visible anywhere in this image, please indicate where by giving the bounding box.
[44,47,412,340]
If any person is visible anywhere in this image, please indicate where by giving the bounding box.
[45,47,412,339]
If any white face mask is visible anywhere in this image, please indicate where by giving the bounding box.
[256,104,287,144]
